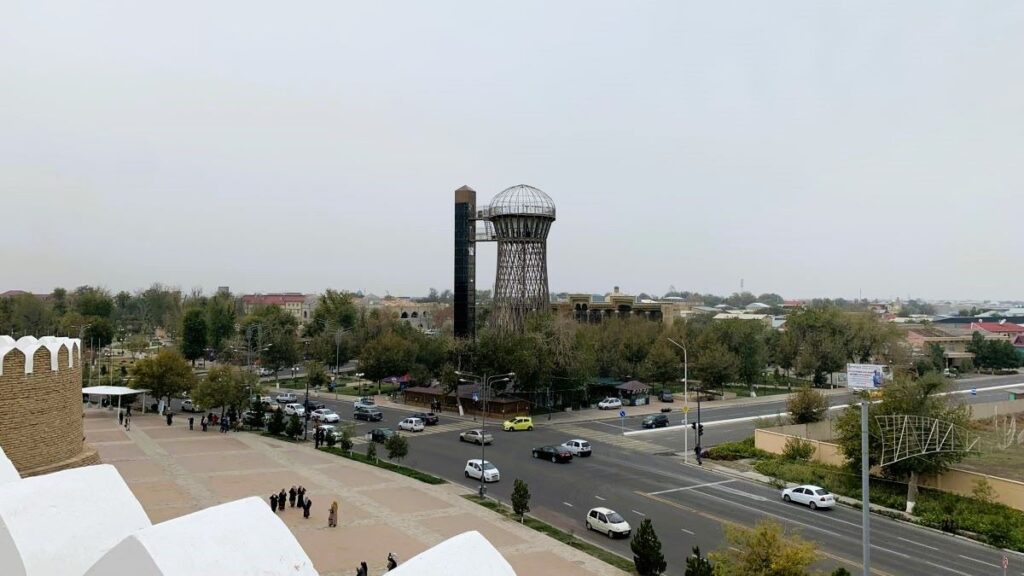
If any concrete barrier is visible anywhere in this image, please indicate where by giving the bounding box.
[969,398,1024,420]
[754,429,846,466]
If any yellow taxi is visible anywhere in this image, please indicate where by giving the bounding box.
[502,416,534,432]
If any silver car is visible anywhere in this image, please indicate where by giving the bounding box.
[459,429,494,445]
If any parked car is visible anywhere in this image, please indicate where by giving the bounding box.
[311,408,339,423]
[241,410,262,427]
[459,429,493,445]
[532,445,573,463]
[370,428,396,443]
[258,367,273,377]
[597,397,622,410]
[642,414,669,429]
[659,390,675,402]
[354,397,376,410]
[181,399,201,412]
[782,485,835,510]
[276,393,297,404]
[354,407,384,422]
[258,395,273,405]
[316,424,341,441]
[502,416,534,431]
[464,459,500,482]
[411,412,439,425]
[561,439,592,457]
[398,417,425,432]
[586,507,631,538]
[284,403,305,417]
[303,400,326,412]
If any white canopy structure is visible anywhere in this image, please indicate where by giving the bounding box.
[390,531,516,576]
[82,386,150,421]
[0,446,19,485]
[0,464,151,576]
[84,497,318,576]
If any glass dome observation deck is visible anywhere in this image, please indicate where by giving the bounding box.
[486,185,556,219]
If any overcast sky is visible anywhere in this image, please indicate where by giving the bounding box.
[2,2,1022,301]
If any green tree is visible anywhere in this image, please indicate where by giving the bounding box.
[709,519,817,576]
[247,397,265,429]
[240,306,300,373]
[285,413,303,439]
[84,318,115,348]
[73,286,115,318]
[366,439,377,461]
[830,568,852,576]
[306,361,329,389]
[340,427,354,451]
[385,433,409,461]
[630,518,666,575]
[306,289,358,337]
[205,291,237,352]
[180,308,208,364]
[640,339,681,384]
[3,294,56,336]
[787,386,828,424]
[927,342,946,372]
[359,332,417,381]
[131,349,197,407]
[684,546,713,576]
[511,478,531,522]
[834,373,970,512]
[267,409,286,435]
[192,366,253,417]
[692,341,738,391]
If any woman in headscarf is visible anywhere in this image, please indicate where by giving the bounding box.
[328,500,338,527]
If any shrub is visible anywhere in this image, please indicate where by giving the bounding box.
[706,437,768,461]
[511,478,531,522]
[339,427,354,451]
[325,429,337,447]
[385,433,409,462]
[267,410,286,435]
[787,386,828,424]
[781,437,815,461]
[366,440,377,461]
[285,414,303,439]
[630,518,666,575]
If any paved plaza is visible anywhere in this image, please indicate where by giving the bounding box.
[84,408,626,576]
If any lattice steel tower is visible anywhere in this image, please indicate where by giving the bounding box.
[485,185,556,332]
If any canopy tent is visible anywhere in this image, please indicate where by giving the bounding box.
[82,386,151,422]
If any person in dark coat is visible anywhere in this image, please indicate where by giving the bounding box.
[119,410,124,425]
[188,416,194,430]
[270,493,278,511]
[297,486,306,508]
[356,562,368,576]
[289,486,297,508]
[166,412,173,426]
[302,497,312,519]
[277,489,286,511]
[201,416,207,432]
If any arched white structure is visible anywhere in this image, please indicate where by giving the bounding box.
[0,464,151,576]
[389,531,516,576]
[0,446,19,485]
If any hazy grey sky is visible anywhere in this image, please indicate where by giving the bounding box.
[2,2,1022,301]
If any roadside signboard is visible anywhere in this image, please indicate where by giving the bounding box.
[619,410,626,418]
[846,363,887,390]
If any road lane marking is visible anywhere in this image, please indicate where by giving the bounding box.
[632,509,646,516]
[872,544,911,559]
[681,528,694,535]
[648,479,734,495]
[563,502,573,507]
[898,537,939,551]
[958,555,1000,568]
[595,495,606,501]
[708,484,768,501]
[593,420,626,431]
[924,561,971,576]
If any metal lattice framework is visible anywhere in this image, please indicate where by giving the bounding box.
[483,185,556,333]
[876,414,979,466]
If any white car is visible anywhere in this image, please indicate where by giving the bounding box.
[782,485,835,510]
[316,424,341,440]
[276,393,297,404]
[181,400,201,412]
[464,459,500,482]
[460,429,494,445]
[597,397,622,410]
[586,507,631,538]
[258,367,273,377]
[398,417,425,432]
[354,397,376,410]
[284,403,305,417]
[562,439,592,457]
[311,408,339,423]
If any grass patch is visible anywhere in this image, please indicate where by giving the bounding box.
[319,447,446,485]
[464,495,637,574]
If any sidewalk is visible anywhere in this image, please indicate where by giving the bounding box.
[85,408,626,576]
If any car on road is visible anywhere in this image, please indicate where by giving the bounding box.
[284,403,305,417]
[782,485,835,510]
[642,414,669,429]
[258,367,273,377]
[597,397,622,410]
[464,459,500,482]
[502,416,533,431]
[411,412,439,425]
[585,507,631,538]
[256,395,273,405]
[459,429,493,445]
[354,397,376,410]
[311,408,340,423]
[181,400,202,412]
[398,417,425,432]
[354,407,384,421]
[276,393,297,404]
[561,439,592,457]
[303,400,326,413]
[532,445,573,463]
[370,428,396,443]
[316,424,341,441]
[659,390,675,402]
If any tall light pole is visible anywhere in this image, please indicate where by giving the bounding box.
[456,370,514,497]
[667,338,689,463]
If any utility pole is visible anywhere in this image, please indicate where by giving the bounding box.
[861,400,871,576]
[667,338,689,463]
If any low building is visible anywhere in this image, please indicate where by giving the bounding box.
[356,294,446,331]
[553,287,694,325]
[968,321,1024,341]
[903,326,975,368]
[712,312,774,326]
[241,293,316,324]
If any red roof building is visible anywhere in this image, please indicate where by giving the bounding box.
[969,321,1024,340]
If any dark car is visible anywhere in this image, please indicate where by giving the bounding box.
[303,400,326,412]
[532,445,573,463]
[354,407,384,422]
[659,390,675,402]
[642,414,670,429]
[370,428,396,443]
[411,412,439,425]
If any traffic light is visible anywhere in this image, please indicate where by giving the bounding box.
[690,422,704,436]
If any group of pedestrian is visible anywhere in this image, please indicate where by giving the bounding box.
[353,553,398,575]
[313,427,330,449]
[431,399,443,413]
[268,485,326,521]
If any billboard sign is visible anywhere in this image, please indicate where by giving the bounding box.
[846,363,887,390]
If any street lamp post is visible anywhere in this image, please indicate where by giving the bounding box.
[667,338,690,463]
[456,371,515,498]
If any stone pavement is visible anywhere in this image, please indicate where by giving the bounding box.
[84,408,626,576]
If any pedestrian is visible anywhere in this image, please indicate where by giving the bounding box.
[126,405,131,417]
[296,485,304,507]
[201,416,207,432]
[166,412,173,426]
[124,415,131,431]
[386,552,398,571]
[277,489,286,512]
[119,410,124,425]
[356,562,368,576]
[289,486,297,508]
[270,493,278,511]
[328,500,338,527]
[303,497,312,519]
[188,416,194,431]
